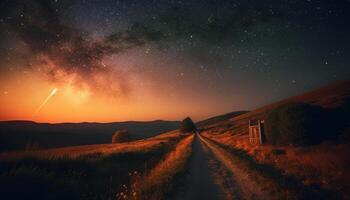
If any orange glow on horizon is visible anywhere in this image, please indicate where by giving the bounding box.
[0,69,234,123]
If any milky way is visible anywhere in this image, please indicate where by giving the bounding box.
[0,0,350,121]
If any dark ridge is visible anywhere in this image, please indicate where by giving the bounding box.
[0,120,180,152]
[196,111,248,127]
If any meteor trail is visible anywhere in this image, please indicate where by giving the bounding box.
[35,88,58,114]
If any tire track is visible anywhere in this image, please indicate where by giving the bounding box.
[173,134,222,200]
[199,134,271,200]
[199,137,243,200]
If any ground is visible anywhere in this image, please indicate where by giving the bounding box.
[1,81,349,199]
[0,130,347,200]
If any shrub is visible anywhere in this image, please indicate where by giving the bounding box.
[265,103,328,146]
[180,117,196,133]
[112,130,131,143]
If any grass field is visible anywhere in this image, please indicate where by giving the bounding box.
[0,130,187,200]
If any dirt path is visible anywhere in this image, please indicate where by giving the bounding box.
[172,133,332,200]
[173,134,223,200]
[199,134,271,200]
[173,134,272,200]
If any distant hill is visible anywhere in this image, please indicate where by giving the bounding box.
[196,111,248,127]
[202,80,350,138]
[232,80,350,123]
[0,120,180,152]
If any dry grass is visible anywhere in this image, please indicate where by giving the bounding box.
[202,134,343,199]
[0,131,185,200]
[203,130,350,199]
[134,134,194,200]
[0,130,182,160]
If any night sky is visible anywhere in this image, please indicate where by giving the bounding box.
[0,0,349,122]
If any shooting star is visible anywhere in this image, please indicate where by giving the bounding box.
[35,88,58,114]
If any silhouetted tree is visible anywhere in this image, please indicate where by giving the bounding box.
[180,117,196,133]
[112,130,130,143]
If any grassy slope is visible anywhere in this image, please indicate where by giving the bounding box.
[0,130,186,200]
[136,134,195,200]
[196,111,248,127]
[202,80,350,198]
[234,80,350,122]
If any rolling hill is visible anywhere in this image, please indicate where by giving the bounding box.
[196,111,248,127]
[201,80,350,136]
[232,80,350,122]
[201,80,350,198]
[0,120,180,152]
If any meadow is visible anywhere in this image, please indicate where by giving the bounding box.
[0,131,191,200]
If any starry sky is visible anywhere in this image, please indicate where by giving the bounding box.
[0,0,349,122]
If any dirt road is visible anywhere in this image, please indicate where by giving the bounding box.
[174,133,222,200]
[199,134,270,200]
[174,134,271,200]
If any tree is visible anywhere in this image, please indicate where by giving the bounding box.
[112,129,130,143]
[180,117,196,133]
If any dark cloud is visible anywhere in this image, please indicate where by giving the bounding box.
[1,0,163,97]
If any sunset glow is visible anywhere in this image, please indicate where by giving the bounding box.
[0,69,235,122]
[0,0,349,123]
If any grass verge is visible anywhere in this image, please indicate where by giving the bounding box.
[0,135,183,200]
[134,134,194,200]
[201,135,340,200]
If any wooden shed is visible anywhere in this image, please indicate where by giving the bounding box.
[248,119,265,145]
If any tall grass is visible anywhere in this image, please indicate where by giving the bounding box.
[0,137,181,200]
[134,134,194,200]
[201,135,340,200]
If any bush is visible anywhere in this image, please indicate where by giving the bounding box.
[112,130,130,143]
[265,103,329,146]
[180,117,196,133]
